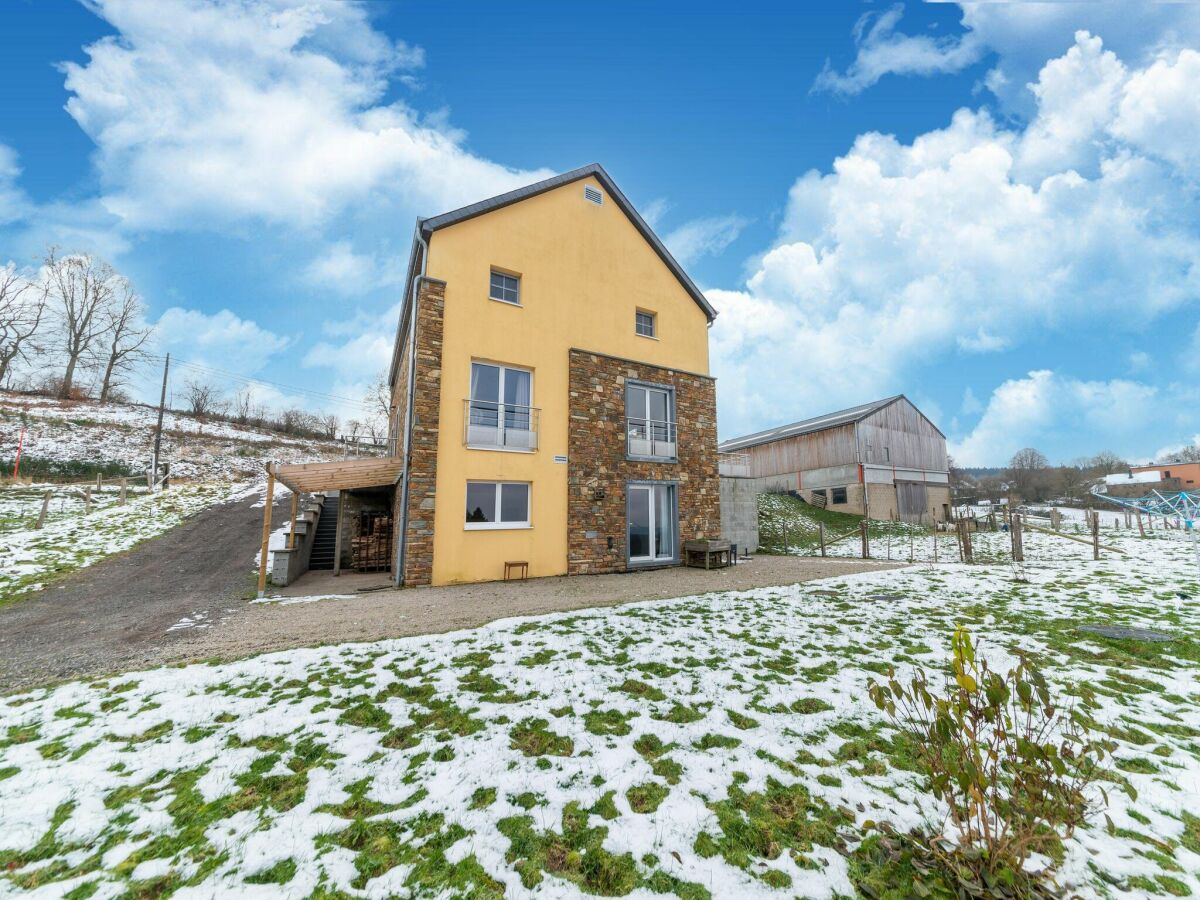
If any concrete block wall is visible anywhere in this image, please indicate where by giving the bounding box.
[270,495,325,587]
[719,475,758,553]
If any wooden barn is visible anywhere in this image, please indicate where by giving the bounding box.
[718,395,951,524]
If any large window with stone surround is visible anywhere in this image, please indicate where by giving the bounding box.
[465,481,530,529]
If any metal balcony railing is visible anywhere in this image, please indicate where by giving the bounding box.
[464,400,540,452]
[718,451,751,477]
[626,417,677,460]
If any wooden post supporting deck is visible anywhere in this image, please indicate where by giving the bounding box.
[257,464,275,598]
[288,492,298,550]
[333,491,345,576]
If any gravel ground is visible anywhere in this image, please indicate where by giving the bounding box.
[0,491,288,693]
[2,542,899,693]
[151,554,903,668]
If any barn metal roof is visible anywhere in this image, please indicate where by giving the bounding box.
[718,396,906,453]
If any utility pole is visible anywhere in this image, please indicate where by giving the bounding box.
[151,354,169,490]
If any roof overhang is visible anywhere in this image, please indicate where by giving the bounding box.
[273,457,403,494]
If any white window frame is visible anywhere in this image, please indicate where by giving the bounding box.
[467,361,536,452]
[635,310,656,338]
[489,269,521,306]
[464,481,531,530]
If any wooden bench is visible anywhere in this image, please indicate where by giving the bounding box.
[503,560,529,581]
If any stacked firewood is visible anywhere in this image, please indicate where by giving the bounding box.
[351,513,392,571]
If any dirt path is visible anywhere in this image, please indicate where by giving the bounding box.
[0,490,284,693]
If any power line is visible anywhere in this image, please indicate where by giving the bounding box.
[143,353,373,408]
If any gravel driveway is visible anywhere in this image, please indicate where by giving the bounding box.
[0,490,287,693]
[2,522,901,693]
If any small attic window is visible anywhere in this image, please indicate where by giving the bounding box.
[584,185,603,205]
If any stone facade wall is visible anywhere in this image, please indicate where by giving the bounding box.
[399,277,446,586]
[567,349,719,575]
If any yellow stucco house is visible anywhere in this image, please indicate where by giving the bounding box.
[272,164,721,587]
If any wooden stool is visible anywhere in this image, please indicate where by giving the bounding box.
[504,560,529,581]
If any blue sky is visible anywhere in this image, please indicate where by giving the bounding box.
[1,1,1198,466]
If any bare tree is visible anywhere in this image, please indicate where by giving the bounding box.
[319,413,339,440]
[367,373,391,436]
[1008,447,1050,502]
[183,378,226,417]
[232,388,254,425]
[96,279,154,402]
[0,263,48,387]
[1085,450,1126,477]
[44,249,119,399]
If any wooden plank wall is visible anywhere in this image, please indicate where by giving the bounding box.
[740,398,948,479]
[856,399,947,471]
[743,423,858,478]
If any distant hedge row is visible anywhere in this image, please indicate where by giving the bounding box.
[0,457,141,483]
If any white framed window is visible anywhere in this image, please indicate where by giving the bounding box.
[465,481,530,529]
[635,310,656,338]
[489,270,520,305]
[467,361,536,451]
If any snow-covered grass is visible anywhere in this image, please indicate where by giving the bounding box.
[0,483,153,537]
[1,391,355,482]
[0,481,261,606]
[2,531,1198,898]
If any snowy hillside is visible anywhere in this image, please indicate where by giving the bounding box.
[0,391,359,481]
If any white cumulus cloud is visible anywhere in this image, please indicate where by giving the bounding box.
[664,215,749,267]
[714,32,1200,441]
[60,0,552,231]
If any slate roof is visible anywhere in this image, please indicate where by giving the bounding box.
[718,396,907,453]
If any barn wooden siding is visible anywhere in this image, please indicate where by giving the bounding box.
[856,400,948,471]
[743,422,858,479]
[739,398,947,480]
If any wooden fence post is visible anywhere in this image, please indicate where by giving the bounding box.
[1092,513,1100,561]
[932,531,938,563]
[818,523,826,557]
[860,519,869,559]
[1136,512,1145,536]
[257,464,275,598]
[96,473,102,490]
[35,490,51,529]
[1011,513,1024,563]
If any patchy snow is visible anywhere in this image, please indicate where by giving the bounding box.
[1,530,1197,897]
[0,481,262,603]
[1,391,357,482]
[250,593,357,606]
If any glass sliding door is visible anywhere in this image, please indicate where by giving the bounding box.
[628,483,676,564]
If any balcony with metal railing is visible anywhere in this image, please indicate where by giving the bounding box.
[718,451,751,477]
[464,400,540,452]
[626,417,677,461]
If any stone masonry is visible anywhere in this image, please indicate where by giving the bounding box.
[567,349,719,575]
[399,277,445,586]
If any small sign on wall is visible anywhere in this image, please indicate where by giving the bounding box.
[553,455,568,464]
